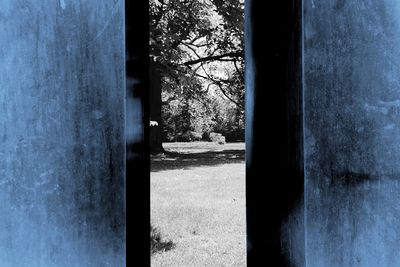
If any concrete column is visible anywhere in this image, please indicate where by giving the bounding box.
[304,0,400,265]
[0,1,125,266]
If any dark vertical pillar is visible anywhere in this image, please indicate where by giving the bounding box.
[125,0,150,266]
[0,1,125,266]
[304,0,400,265]
[246,0,304,266]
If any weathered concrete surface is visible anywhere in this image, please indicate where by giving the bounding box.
[303,0,400,266]
[0,1,125,266]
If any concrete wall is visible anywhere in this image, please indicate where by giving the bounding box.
[0,1,125,266]
[304,0,400,266]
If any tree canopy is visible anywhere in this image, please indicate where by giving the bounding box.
[150,0,244,143]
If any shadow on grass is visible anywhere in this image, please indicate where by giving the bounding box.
[151,225,176,255]
[150,149,245,172]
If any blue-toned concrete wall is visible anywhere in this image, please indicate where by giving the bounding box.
[304,0,400,266]
[0,1,125,266]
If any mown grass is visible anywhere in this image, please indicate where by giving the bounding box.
[151,142,246,266]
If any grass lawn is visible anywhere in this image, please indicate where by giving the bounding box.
[151,142,246,266]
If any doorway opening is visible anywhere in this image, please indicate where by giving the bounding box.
[148,0,246,265]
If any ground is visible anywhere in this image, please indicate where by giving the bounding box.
[151,142,246,267]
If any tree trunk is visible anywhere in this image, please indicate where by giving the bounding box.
[149,61,165,154]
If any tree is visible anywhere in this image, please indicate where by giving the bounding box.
[149,0,244,152]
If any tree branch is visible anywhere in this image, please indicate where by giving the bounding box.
[182,41,209,48]
[181,43,203,59]
[182,51,243,66]
[233,60,244,80]
[214,83,244,109]
[197,64,244,109]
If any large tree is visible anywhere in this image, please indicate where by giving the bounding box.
[150,0,244,153]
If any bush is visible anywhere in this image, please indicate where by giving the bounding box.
[175,131,202,142]
[209,132,226,145]
[201,132,211,141]
[217,136,226,145]
[209,132,222,142]
[223,129,245,142]
[189,131,202,141]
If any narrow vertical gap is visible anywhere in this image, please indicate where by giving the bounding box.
[149,0,246,265]
[125,0,150,265]
[246,0,305,265]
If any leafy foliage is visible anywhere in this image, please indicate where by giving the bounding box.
[150,0,244,142]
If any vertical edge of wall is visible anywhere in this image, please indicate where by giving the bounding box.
[245,0,305,266]
[125,0,150,265]
[244,1,254,262]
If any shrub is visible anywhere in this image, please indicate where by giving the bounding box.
[175,131,202,142]
[224,128,245,142]
[176,132,192,142]
[201,132,211,141]
[189,131,202,141]
[217,136,226,145]
[209,132,222,142]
